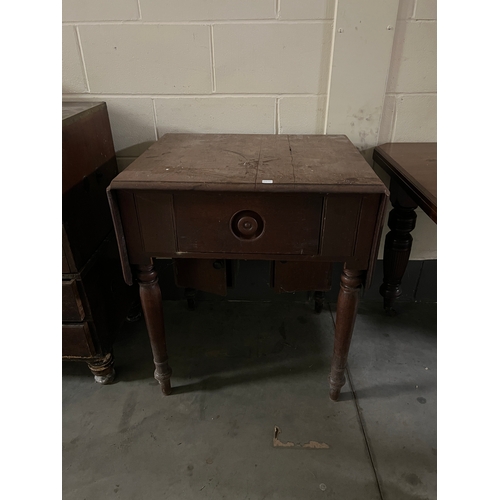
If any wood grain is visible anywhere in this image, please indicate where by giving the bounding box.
[373,142,436,222]
[111,134,385,193]
[174,191,323,255]
[107,133,389,399]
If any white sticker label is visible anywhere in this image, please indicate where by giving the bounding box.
[262,179,273,184]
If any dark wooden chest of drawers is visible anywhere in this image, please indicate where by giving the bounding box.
[62,101,133,383]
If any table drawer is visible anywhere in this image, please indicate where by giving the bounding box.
[174,192,323,255]
[62,322,96,358]
[62,279,85,322]
[119,190,380,262]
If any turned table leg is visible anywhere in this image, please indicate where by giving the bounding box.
[329,269,363,401]
[379,184,418,314]
[137,264,173,395]
[88,353,115,384]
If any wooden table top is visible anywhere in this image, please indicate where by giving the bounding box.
[62,101,104,123]
[111,134,386,194]
[373,143,437,222]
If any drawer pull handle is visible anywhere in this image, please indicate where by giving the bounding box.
[230,210,264,240]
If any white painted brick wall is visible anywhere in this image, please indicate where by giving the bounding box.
[279,0,335,20]
[325,0,400,149]
[140,0,275,21]
[378,0,437,259]
[213,23,332,94]
[154,97,276,135]
[78,25,213,94]
[387,21,437,93]
[62,26,88,93]
[279,96,327,134]
[414,0,437,20]
[100,98,157,156]
[62,0,437,259]
[62,0,140,22]
[381,0,436,143]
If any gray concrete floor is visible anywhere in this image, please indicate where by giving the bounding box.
[63,299,436,500]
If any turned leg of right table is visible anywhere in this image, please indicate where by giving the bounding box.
[137,263,173,395]
[379,183,418,315]
[329,268,363,401]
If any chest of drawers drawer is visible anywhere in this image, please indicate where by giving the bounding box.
[62,279,85,322]
[62,322,96,358]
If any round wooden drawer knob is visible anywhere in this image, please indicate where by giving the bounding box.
[237,216,258,236]
[230,210,264,240]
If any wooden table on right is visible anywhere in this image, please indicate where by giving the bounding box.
[373,143,437,314]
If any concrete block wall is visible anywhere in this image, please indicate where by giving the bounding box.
[62,0,436,260]
[379,0,437,143]
[377,0,437,259]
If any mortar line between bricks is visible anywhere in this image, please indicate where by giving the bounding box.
[323,0,338,134]
[411,0,418,19]
[151,99,159,141]
[346,365,385,500]
[328,302,384,500]
[275,98,280,134]
[62,20,333,26]
[75,26,90,92]
[386,92,437,96]
[62,92,327,98]
[209,25,216,92]
[390,106,398,143]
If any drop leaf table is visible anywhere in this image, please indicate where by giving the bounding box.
[108,134,388,400]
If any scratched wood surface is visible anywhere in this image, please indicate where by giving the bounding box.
[62,101,104,122]
[110,134,385,193]
[373,142,437,222]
